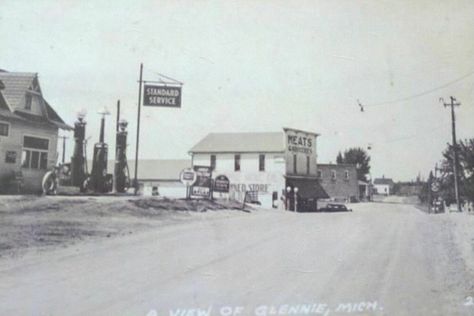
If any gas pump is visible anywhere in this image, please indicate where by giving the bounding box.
[70,112,87,190]
[114,119,130,192]
[85,109,113,193]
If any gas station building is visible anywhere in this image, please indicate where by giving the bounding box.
[0,70,71,193]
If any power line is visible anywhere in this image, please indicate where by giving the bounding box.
[359,69,474,108]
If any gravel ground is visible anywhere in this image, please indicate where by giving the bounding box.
[0,197,473,315]
[0,195,248,258]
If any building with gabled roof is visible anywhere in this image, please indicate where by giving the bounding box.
[0,70,71,193]
[373,176,395,195]
[189,132,285,154]
[189,127,328,211]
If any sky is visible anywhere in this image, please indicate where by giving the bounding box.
[1,0,473,181]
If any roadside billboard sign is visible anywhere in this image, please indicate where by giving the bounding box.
[191,165,212,198]
[143,84,181,107]
[214,175,230,193]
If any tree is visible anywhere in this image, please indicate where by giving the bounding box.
[336,152,344,164]
[440,138,474,203]
[336,147,371,182]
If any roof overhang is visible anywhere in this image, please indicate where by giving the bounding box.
[283,127,320,137]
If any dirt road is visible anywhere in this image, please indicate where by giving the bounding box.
[0,202,473,315]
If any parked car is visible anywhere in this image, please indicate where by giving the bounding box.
[319,203,352,212]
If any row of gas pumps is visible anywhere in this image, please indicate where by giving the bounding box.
[42,105,130,195]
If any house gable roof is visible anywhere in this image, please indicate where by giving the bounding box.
[189,132,285,153]
[373,178,394,185]
[0,72,36,110]
[0,70,72,130]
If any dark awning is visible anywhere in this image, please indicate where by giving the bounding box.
[287,177,329,199]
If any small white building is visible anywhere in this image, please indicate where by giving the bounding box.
[129,159,191,197]
[189,127,328,211]
[373,176,394,195]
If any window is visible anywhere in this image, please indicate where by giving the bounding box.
[306,156,310,174]
[40,152,48,169]
[317,170,322,178]
[25,94,32,110]
[259,154,265,171]
[210,155,216,170]
[21,150,30,168]
[0,122,9,136]
[345,170,350,180]
[22,136,49,170]
[234,154,241,171]
[5,151,16,163]
[24,136,49,150]
[293,154,297,174]
[331,170,337,180]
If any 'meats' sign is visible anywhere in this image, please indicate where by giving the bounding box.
[143,84,181,107]
[287,135,314,154]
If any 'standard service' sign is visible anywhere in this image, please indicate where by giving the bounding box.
[143,84,181,107]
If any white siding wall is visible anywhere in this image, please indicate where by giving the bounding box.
[193,152,286,208]
[374,184,390,195]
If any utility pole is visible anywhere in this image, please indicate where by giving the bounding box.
[440,96,461,212]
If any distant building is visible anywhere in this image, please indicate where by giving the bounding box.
[373,176,394,195]
[189,128,329,211]
[395,182,424,196]
[128,159,191,197]
[317,163,360,202]
[0,70,71,193]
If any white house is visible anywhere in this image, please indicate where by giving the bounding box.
[373,176,394,195]
[0,70,71,193]
[189,127,328,211]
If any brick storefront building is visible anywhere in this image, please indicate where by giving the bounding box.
[317,163,360,202]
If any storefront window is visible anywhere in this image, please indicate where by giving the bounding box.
[31,151,40,169]
[21,149,48,170]
[40,152,48,169]
[24,136,49,150]
[259,154,265,171]
[21,150,30,168]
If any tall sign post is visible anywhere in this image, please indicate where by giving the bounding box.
[134,63,144,194]
[133,64,183,195]
[180,168,197,199]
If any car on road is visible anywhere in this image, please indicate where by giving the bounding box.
[318,203,352,212]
